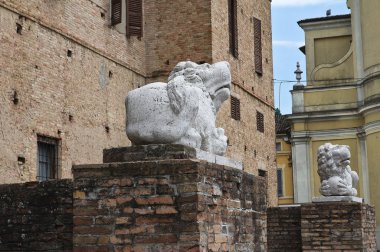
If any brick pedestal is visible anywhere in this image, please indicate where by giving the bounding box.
[301,202,376,251]
[267,202,377,251]
[72,145,267,252]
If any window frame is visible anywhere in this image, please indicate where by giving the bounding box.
[231,96,241,120]
[277,168,284,197]
[228,0,238,58]
[37,135,60,182]
[253,17,262,75]
[256,111,264,133]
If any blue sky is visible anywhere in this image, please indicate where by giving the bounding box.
[272,0,350,115]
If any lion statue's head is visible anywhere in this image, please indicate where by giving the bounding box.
[167,61,231,113]
[317,143,351,182]
[317,143,359,196]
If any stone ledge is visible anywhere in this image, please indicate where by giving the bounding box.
[312,196,363,203]
[103,144,243,170]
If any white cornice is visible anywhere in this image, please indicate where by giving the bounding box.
[299,18,351,31]
[292,128,359,139]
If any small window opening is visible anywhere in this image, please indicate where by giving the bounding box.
[12,90,19,105]
[276,142,281,151]
[67,50,72,57]
[258,169,267,177]
[16,23,22,34]
[37,136,59,181]
[109,71,113,78]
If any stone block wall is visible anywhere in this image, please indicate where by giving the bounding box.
[72,155,267,251]
[0,179,73,251]
[267,202,377,251]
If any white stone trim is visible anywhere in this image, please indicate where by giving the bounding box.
[291,137,311,203]
[299,18,351,32]
[291,89,304,113]
[357,132,370,204]
[292,128,359,139]
[363,120,380,135]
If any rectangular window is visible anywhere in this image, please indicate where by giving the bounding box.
[111,0,122,25]
[37,136,59,182]
[228,0,238,58]
[231,96,241,120]
[126,0,143,38]
[277,169,283,197]
[276,142,281,151]
[258,169,267,177]
[253,17,262,75]
[256,111,264,132]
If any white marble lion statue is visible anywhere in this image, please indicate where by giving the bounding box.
[317,143,359,196]
[125,61,231,156]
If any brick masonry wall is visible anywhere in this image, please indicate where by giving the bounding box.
[0,0,276,207]
[0,4,144,183]
[144,0,212,79]
[267,202,377,251]
[0,179,73,251]
[210,0,276,206]
[267,206,302,251]
[301,202,376,251]
[72,158,267,251]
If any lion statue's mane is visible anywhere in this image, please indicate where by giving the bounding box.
[317,143,359,196]
[126,61,231,156]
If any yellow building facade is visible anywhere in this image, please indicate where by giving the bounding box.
[289,1,380,247]
[275,114,294,205]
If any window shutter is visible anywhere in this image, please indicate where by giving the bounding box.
[231,96,240,120]
[228,0,238,58]
[256,111,264,132]
[111,0,122,25]
[126,0,143,38]
[253,17,262,75]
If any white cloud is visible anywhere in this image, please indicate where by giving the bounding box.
[272,0,342,7]
[273,40,304,48]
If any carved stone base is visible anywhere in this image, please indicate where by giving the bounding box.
[103,144,243,170]
[312,196,363,203]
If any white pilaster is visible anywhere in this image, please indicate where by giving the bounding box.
[350,0,365,105]
[357,132,370,204]
[291,89,305,113]
[291,137,311,203]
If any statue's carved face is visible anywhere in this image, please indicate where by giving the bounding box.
[168,61,231,112]
[332,145,351,169]
[198,62,231,111]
